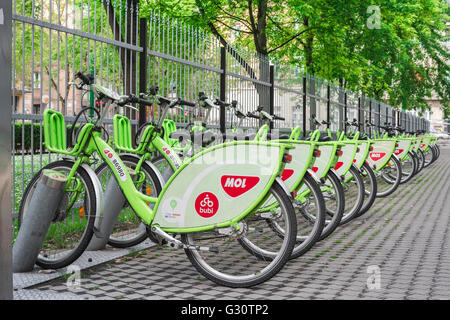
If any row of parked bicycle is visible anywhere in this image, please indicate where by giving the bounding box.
[15,72,440,288]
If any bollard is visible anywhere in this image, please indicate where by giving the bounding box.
[13,169,67,272]
[86,169,135,251]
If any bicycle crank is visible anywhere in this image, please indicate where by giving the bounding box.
[150,226,219,253]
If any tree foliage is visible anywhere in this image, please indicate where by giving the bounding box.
[139,0,449,114]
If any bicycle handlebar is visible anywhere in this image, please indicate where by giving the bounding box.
[75,71,94,86]
[272,114,285,121]
[246,112,259,119]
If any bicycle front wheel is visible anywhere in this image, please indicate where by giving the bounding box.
[95,155,163,248]
[18,160,97,269]
[181,179,297,288]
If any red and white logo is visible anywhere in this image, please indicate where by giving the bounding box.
[369,152,386,161]
[420,144,426,149]
[281,169,294,181]
[220,175,260,198]
[162,147,171,155]
[103,148,127,181]
[312,167,319,173]
[104,149,113,159]
[334,161,344,170]
[394,149,404,156]
[195,192,219,218]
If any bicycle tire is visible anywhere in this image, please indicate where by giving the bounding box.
[339,165,365,225]
[355,162,377,217]
[181,179,297,288]
[95,155,163,248]
[376,155,402,197]
[317,170,345,240]
[18,160,97,269]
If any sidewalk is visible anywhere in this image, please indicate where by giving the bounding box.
[17,144,450,300]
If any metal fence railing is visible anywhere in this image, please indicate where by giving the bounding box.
[11,0,430,236]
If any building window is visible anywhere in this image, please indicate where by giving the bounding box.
[33,72,41,88]
[33,104,40,114]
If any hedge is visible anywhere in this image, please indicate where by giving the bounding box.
[13,122,80,154]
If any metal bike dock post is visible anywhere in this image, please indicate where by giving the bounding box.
[87,169,136,251]
[0,1,13,299]
[12,170,67,272]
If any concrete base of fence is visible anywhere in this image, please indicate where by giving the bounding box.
[12,170,67,273]
[86,170,135,251]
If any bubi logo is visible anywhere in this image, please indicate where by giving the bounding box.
[369,152,386,161]
[312,167,319,173]
[394,149,404,156]
[281,169,294,181]
[195,192,219,218]
[221,175,260,198]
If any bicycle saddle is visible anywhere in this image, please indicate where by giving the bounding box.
[318,135,332,142]
[190,130,218,147]
[267,133,290,140]
[230,133,256,141]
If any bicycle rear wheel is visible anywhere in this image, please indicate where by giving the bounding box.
[398,152,415,184]
[181,179,297,288]
[423,149,434,168]
[317,170,344,240]
[18,160,97,269]
[375,155,402,197]
[415,149,425,173]
[339,166,365,225]
[355,162,377,217]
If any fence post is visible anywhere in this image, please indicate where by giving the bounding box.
[377,102,381,129]
[309,77,316,130]
[219,46,226,135]
[269,64,274,131]
[302,76,307,136]
[138,18,148,129]
[358,96,362,132]
[326,83,330,129]
[344,92,347,133]
[0,1,13,300]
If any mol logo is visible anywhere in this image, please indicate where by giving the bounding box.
[194,192,219,218]
[334,161,344,171]
[394,149,404,156]
[281,169,294,181]
[221,175,260,198]
[369,152,386,161]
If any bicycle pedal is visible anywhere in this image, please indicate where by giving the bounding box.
[146,227,167,245]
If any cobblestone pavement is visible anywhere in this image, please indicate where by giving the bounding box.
[26,144,450,300]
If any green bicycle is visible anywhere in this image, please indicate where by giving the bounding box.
[18,73,299,288]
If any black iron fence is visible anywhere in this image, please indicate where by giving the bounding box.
[10,0,430,231]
